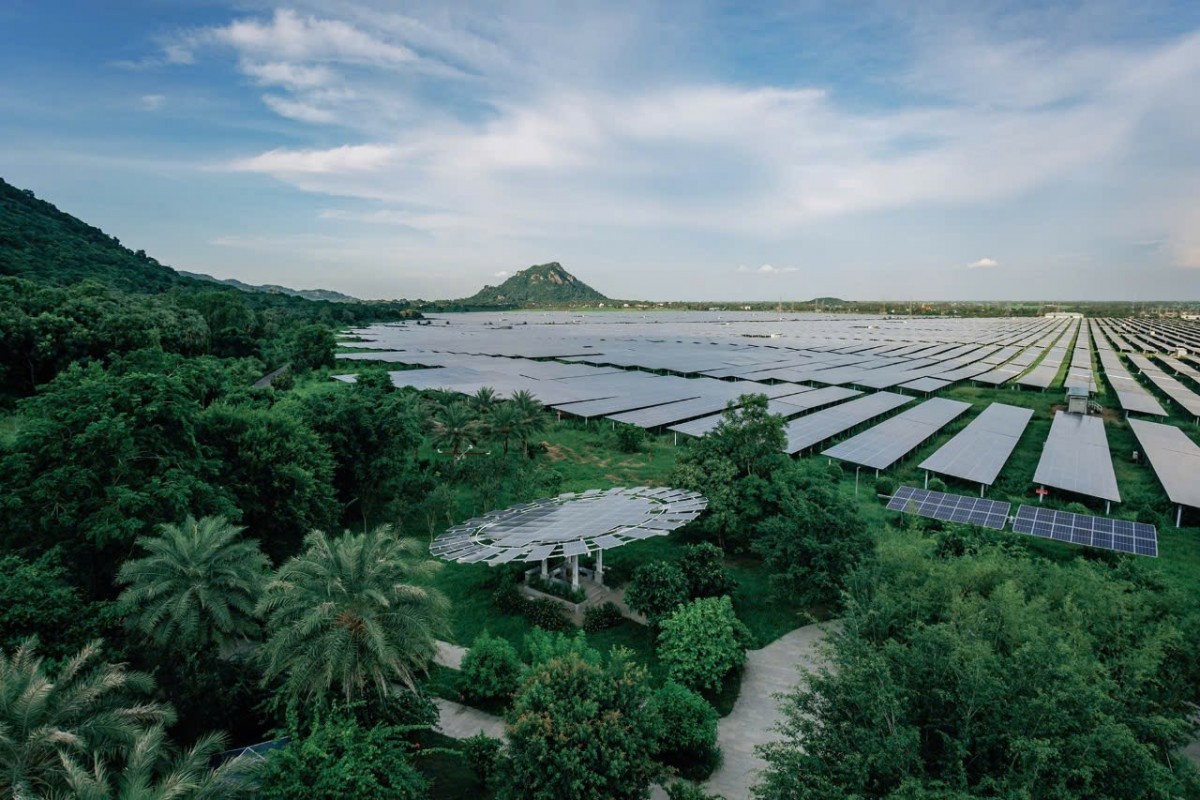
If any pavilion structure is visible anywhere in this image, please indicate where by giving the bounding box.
[430,487,707,589]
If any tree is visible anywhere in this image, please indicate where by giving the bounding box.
[509,390,545,456]
[0,360,233,590]
[624,561,689,625]
[256,526,450,707]
[650,682,721,780]
[751,462,873,608]
[197,404,338,561]
[285,323,336,372]
[502,641,659,800]
[0,640,173,799]
[57,726,257,800]
[115,515,269,653]
[470,386,499,415]
[459,632,523,707]
[285,376,423,527]
[430,402,479,461]
[754,532,1200,799]
[679,543,736,599]
[483,402,525,455]
[657,596,751,693]
[0,551,95,659]
[705,394,786,479]
[257,713,426,800]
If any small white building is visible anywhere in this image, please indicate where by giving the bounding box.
[1066,385,1091,415]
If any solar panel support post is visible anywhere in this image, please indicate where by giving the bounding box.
[1105,500,1111,514]
[540,559,548,578]
[571,556,580,590]
[595,549,604,585]
[855,466,860,496]
[924,471,929,489]
[1177,505,1183,528]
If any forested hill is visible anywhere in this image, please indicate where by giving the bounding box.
[0,177,419,396]
[178,270,360,303]
[462,262,609,307]
[0,178,211,293]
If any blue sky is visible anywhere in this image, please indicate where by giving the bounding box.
[3,1,1200,301]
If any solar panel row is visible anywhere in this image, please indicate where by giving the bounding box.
[1012,505,1157,557]
[885,486,1011,529]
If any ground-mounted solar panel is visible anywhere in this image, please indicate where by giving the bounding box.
[1011,505,1157,557]
[885,485,1010,529]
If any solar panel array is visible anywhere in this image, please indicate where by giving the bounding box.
[430,487,707,565]
[822,397,971,470]
[1128,419,1200,509]
[918,402,1033,486]
[1032,411,1121,503]
[783,391,912,454]
[1012,505,1157,557]
[885,486,1011,529]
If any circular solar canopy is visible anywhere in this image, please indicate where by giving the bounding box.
[430,487,707,566]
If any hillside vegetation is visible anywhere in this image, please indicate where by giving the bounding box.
[461,261,609,307]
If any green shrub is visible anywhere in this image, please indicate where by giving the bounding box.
[666,781,726,800]
[459,632,523,706]
[492,580,525,614]
[462,733,503,788]
[875,475,898,498]
[583,601,624,632]
[651,681,721,779]
[658,596,752,693]
[625,561,689,625]
[523,598,573,631]
[528,573,586,603]
[679,543,735,599]
[614,423,646,453]
[927,477,948,493]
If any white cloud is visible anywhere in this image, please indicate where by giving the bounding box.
[737,264,798,274]
[228,144,395,174]
[966,257,999,269]
[242,61,335,89]
[494,270,510,278]
[138,94,165,111]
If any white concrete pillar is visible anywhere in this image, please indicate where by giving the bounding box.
[540,558,548,578]
[595,549,604,586]
[571,555,580,590]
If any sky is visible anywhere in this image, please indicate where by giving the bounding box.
[2,1,1200,301]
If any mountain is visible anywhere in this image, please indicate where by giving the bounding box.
[178,271,360,303]
[462,262,609,307]
[0,178,208,294]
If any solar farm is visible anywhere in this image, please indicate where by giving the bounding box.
[339,311,1200,559]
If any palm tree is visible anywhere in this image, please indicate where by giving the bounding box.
[56,726,257,800]
[430,402,478,461]
[469,386,499,415]
[510,390,546,456]
[485,402,526,455]
[0,640,173,799]
[255,526,450,706]
[115,516,269,653]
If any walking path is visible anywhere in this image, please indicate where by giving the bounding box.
[433,698,505,740]
[703,622,831,799]
[434,639,467,669]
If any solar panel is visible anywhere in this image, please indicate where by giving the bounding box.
[1011,505,1157,557]
[885,486,1010,530]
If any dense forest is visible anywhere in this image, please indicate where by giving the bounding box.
[2,180,1199,799]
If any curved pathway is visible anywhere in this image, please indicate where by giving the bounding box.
[703,622,831,799]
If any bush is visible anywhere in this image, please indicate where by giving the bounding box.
[625,561,689,625]
[523,598,573,631]
[658,596,752,693]
[679,543,735,599]
[666,781,726,800]
[459,632,524,707]
[528,573,586,603]
[875,475,898,498]
[583,602,624,632]
[614,423,646,453]
[462,733,503,788]
[651,681,721,779]
[927,477,947,493]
